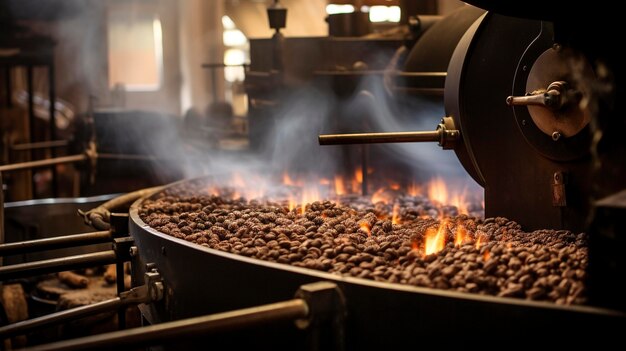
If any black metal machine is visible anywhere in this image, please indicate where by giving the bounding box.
[0,1,625,350]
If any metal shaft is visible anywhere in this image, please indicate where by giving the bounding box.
[0,231,110,256]
[26,299,309,351]
[0,297,122,339]
[0,154,87,173]
[10,140,69,152]
[0,250,117,281]
[318,130,440,145]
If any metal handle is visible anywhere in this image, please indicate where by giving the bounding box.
[506,81,579,110]
[318,117,459,150]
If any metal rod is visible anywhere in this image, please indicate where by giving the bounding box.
[319,130,440,145]
[48,63,58,197]
[0,231,110,256]
[116,261,126,330]
[26,65,36,197]
[0,250,117,281]
[10,140,69,152]
[26,299,309,351]
[0,154,86,173]
[0,172,4,268]
[0,297,122,339]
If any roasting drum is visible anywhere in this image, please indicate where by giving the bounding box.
[129,177,625,347]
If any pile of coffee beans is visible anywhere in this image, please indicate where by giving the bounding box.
[139,181,587,305]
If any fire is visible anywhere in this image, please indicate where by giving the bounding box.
[411,240,419,251]
[231,172,246,188]
[407,181,422,196]
[359,222,371,236]
[355,168,363,183]
[424,220,447,256]
[389,182,401,191]
[454,225,468,246]
[319,178,330,185]
[288,196,297,212]
[391,203,401,225]
[299,185,320,215]
[283,172,295,186]
[475,233,488,249]
[450,191,468,215]
[371,188,391,204]
[483,249,491,261]
[427,177,448,205]
[334,175,346,195]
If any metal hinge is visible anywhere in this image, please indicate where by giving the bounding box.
[552,171,567,207]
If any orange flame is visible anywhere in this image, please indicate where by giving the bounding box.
[411,240,419,251]
[475,233,488,249]
[371,188,392,205]
[424,220,447,256]
[355,168,363,183]
[408,181,422,196]
[334,175,346,196]
[427,177,448,205]
[359,222,371,236]
[454,225,468,246]
[450,191,468,215]
[389,182,401,191]
[283,172,294,186]
[483,249,491,261]
[391,203,401,225]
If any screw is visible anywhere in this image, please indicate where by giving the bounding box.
[552,43,562,51]
[522,65,528,71]
[129,246,138,257]
[522,120,527,126]
[552,131,561,141]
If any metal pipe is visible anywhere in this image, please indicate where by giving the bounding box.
[27,66,36,196]
[0,231,110,256]
[0,297,122,339]
[0,250,117,281]
[319,130,440,145]
[26,299,309,351]
[0,154,87,173]
[49,62,58,197]
[10,140,69,152]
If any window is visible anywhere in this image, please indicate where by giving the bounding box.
[108,10,163,91]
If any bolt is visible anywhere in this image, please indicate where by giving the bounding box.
[522,65,528,71]
[129,246,138,257]
[552,131,561,141]
[552,43,562,51]
[522,119,527,126]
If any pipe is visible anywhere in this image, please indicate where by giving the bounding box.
[0,154,87,173]
[0,250,117,281]
[81,186,163,231]
[0,297,122,339]
[319,130,440,145]
[10,140,69,152]
[26,299,309,351]
[0,231,110,257]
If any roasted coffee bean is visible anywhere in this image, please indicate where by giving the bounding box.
[140,185,589,305]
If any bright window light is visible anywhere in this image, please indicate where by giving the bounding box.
[223,29,247,47]
[326,4,355,15]
[222,15,236,30]
[369,5,401,23]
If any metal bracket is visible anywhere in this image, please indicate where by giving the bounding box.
[437,116,460,150]
[294,281,346,350]
[552,171,567,207]
[119,265,164,305]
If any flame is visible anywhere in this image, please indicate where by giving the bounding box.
[411,240,419,251]
[450,191,468,215]
[475,233,487,249]
[408,181,422,196]
[427,177,448,205]
[389,182,401,191]
[355,168,363,183]
[334,175,346,196]
[288,196,297,212]
[454,225,468,246]
[319,178,330,185]
[483,249,491,261]
[283,172,294,186]
[391,203,401,225]
[371,188,390,204]
[359,222,371,236]
[424,220,447,256]
[298,185,320,215]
